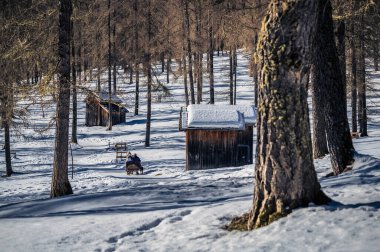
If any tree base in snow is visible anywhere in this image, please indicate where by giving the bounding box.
[50,182,73,198]
[227,191,331,231]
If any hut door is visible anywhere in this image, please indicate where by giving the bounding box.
[237,144,250,165]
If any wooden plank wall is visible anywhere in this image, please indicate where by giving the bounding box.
[186,126,253,170]
[86,98,126,127]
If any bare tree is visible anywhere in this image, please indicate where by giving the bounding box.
[51,0,74,197]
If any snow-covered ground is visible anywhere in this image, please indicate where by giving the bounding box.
[0,51,379,252]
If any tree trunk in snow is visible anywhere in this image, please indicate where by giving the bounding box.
[1,85,13,177]
[4,118,13,177]
[244,0,330,230]
[51,0,73,198]
[313,0,354,174]
[145,0,152,147]
[310,66,328,159]
[357,13,367,137]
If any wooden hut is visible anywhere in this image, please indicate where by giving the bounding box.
[85,91,128,127]
[179,104,256,170]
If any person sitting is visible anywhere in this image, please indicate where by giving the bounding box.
[125,154,134,167]
[131,153,142,168]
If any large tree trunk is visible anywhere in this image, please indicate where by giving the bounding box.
[310,66,328,159]
[313,0,354,174]
[244,0,329,230]
[51,0,73,198]
[358,13,367,136]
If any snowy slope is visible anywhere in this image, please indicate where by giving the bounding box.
[0,51,379,252]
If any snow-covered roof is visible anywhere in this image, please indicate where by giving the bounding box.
[97,91,124,104]
[88,90,126,107]
[182,104,256,130]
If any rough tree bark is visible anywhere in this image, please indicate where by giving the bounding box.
[310,66,328,158]
[230,0,330,230]
[51,0,73,197]
[313,0,354,174]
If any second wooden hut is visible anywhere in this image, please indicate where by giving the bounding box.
[179,104,256,170]
[85,91,128,127]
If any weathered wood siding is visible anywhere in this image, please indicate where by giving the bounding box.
[186,126,253,170]
[85,97,126,127]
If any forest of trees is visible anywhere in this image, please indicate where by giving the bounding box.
[0,0,379,227]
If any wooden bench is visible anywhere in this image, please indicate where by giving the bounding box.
[115,142,129,160]
[351,132,359,139]
[126,163,143,175]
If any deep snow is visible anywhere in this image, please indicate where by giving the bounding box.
[0,51,379,252]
